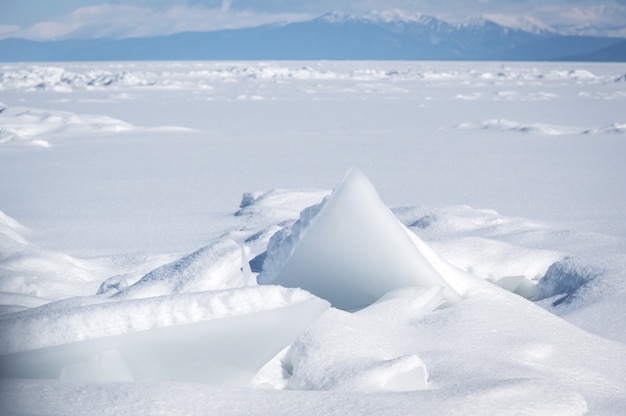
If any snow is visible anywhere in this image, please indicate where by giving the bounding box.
[452,118,626,136]
[0,378,589,416]
[0,104,194,147]
[480,14,556,34]
[1,60,626,414]
[114,238,253,299]
[283,308,429,391]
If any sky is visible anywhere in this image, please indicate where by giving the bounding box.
[1,0,626,40]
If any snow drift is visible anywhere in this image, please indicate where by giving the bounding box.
[0,210,103,306]
[284,308,429,392]
[0,104,194,147]
[114,239,253,300]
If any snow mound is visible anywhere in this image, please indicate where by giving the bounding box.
[399,205,545,237]
[0,105,194,146]
[228,188,329,264]
[544,69,598,81]
[479,118,578,135]
[258,168,462,310]
[235,188,329,225]
[0,286,329,384]
[411,278,626,414]
[453,119,626,136]
[114,239,253,300]
[582,122,626,135]
[283,308,428,391]
[428,237,565,298]
[0,209,29,245]
[0,210,103,303]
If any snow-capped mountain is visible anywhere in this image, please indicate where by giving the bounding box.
[317,10,555,35]
[0,10,624,61]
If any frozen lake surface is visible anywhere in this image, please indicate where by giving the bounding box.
[1,61,626,415]
[1,61,625,253]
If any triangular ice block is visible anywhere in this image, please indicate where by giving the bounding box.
[259,168,461,310]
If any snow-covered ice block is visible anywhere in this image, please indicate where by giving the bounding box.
[283,308,428,391]
[259,168,462,310]
[0,286,329,384]
[114,238,253,300]
[535,257,601,304]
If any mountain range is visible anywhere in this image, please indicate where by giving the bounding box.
[1,11,625,62]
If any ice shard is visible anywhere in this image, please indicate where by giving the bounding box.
[259,168,462,310]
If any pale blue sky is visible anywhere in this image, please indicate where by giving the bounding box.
[1,0,625,39]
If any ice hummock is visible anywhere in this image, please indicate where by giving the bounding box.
[258,168,462,310]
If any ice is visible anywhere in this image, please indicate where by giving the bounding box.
[115,238,253,300]
[0,286,330,384]
[259,168,462,310]
[232,188,330,265]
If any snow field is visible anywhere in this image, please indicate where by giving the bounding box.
[1,60,626,414]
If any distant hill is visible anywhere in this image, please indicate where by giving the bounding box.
[1,11,624,62]
[562,39,626,62]
[493,36,624,61]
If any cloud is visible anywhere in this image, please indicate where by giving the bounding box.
[1,3,313,40]
[0,24,20,37]
[533,3,626,36]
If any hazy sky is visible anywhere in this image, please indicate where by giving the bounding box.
[1,0,625,39]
